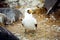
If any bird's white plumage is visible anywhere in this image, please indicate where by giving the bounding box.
[22,8,37,30]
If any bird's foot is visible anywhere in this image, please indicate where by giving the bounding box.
[24,29,28,34]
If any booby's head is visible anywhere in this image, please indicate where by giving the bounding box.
[25,8,33,14]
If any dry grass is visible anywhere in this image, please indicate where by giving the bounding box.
[4,8,60,40]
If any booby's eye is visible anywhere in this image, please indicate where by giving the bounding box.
[27,10,30,14]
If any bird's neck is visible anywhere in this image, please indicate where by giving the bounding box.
[24,12,29,16]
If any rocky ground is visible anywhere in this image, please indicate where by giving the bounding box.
[4,9,60,40]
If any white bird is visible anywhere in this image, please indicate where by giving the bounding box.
[22,8,37,33]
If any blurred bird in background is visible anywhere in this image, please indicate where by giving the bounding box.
[0,8,22,25]
[0,13,8,26]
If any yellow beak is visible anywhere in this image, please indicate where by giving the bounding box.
[29,10,33,14]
